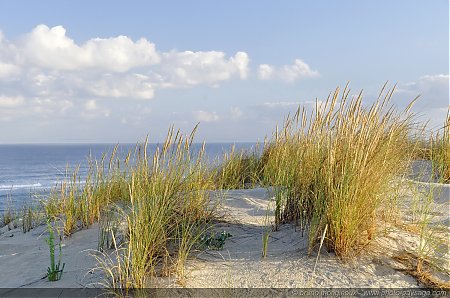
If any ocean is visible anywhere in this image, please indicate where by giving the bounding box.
[0,143,258,212]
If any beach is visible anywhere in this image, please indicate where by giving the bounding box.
[0,174,448,293]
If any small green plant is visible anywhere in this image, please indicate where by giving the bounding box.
[199,230,232,251]
[46,219,65,282]
[262,200,273,258]
[262,229,270,259]
[262,228,270,259]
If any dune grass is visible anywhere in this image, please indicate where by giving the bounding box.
[3,83,446,289]
[430,109,450,183]
[262,83,418,258]
[215,144,264,190]
[43,126,216,290]
[389,177,450,290]
[39,83,427,278]
[1,191,19,228]
[116,128,215,288]
[44,144,133,236]
[31,128,215,290]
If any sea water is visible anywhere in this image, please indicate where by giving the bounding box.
[0,143,258,212]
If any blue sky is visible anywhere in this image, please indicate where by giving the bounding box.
[0,1,448,143]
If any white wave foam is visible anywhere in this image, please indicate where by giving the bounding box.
[0,183,42,190]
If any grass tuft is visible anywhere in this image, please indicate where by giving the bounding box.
[79,126,216,289]
[430,108,450,183]
[215,145,264,190]
[262,83,417,257]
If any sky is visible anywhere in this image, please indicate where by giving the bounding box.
[0,1,448,143]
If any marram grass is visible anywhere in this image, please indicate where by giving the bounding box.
[43,125,216,289]
[430,108,450,183]
[27,83,445,289]
[262,83,418,257]
[215,144,264,189]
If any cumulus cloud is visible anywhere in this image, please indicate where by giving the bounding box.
[21,25,160,72]
[231,52,250,79]
[16,24,251,87]
[161,51,249,86]
[258,64,273,80]
[0,24,322,126]
[0,62,20,79]
[258,59,319,82]
[0,31,21,79]
[192,110,220,122]
[0,24,255,115]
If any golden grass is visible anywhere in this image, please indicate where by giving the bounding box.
[45,126,216,289]
[9,83,444,289]
[393,251,450,290]
[215,145,263,189]
[262,83,417,257]
[430,108,450,183]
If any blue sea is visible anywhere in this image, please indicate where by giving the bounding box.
[0,143,258,212]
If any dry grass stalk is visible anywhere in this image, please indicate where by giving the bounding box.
[262,83,417,257]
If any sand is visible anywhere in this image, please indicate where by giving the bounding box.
[179,188,444,289]
[0,163,448,291]
[0,222,101,289]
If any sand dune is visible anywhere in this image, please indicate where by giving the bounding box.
[0,179,448,291]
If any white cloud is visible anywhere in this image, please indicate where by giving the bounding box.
[261,101,300,108]
[0,24,323,127]
[230,107,243,120]
[231,52,250,79]
[0,62,20,79]
[258,59,319,82]
[261,100,326,109]
[81,73,155,99]
[0,95,74,121]
[0,31,21,79]
[161,50,249,86]
[250,100,329,124]
[258,64,273,80]
[30,98,74,116]
[0,24,253,108]
[395,74,449,130]
[396,74,449,109]
[192,110,220,122]
[84,99,97,111]
[0,95,25,108]
[22,25,160,72]
[82,99,110,119]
